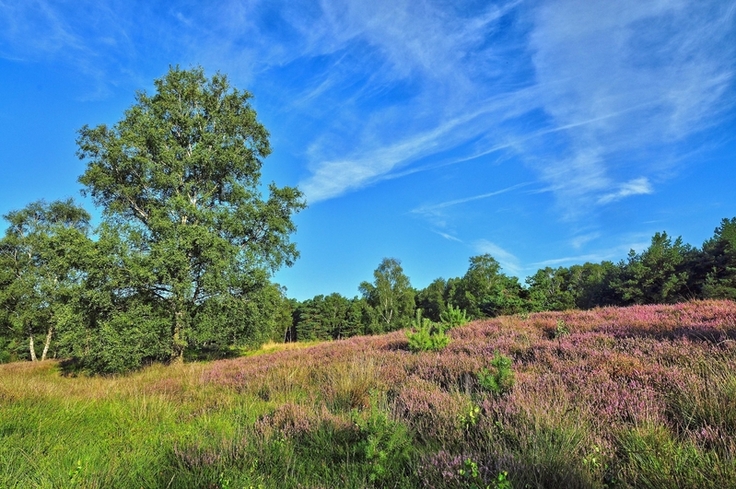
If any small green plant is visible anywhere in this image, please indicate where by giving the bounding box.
[477,351,515,396]
[68,459,83,486]
[218,472,231,489]
[459,404,481,431]
[554,319,570,338]
[458,458,513,489]
[406,310,451,352]
[583,443,616,486]
[440,304,469,329]
[582,444,603,471]
[493,470,512,489]
[459,458,480,480]
[353,393,413,483]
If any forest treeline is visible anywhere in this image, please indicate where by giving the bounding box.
[290,220,736,342]
[1,66,735,373]
[4,198,733,374]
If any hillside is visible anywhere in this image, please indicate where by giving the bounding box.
[2,300,736,488]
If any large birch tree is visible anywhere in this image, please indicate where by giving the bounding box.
[76,66,305,363]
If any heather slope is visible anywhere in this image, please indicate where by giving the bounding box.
[2,300,736,488]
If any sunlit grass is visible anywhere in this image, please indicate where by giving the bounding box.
[242,339,324,357]
[2,300,736,487]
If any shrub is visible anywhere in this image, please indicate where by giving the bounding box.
[407,310,451,352]
[554,319,570,338]
[353,393,413,484]
[477,351,515,396]
[440,304,470,329]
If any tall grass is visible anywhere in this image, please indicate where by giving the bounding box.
[2,300,736,487]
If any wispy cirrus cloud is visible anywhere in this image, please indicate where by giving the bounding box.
[291,0,532,203]
[532,237,653,269]
[433,230,462,243]
[299,103,526,203]
[597,177,653,205]
[290,0,735,215]
[410,182,532,230]
[3,0,733,215]
[474,239,522,276]
[413,182,532,214]
[527,0,736,213]
[570,232,601,250]
[0,1,145,98]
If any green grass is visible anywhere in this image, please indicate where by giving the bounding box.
[2,301,736,488]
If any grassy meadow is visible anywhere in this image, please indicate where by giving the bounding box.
[2,300,736,488]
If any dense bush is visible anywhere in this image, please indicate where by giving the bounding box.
[406,310,451,352]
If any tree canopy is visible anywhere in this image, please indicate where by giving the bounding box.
[75,66,305,365]
[0,200,91,362]
[359,258,415,333]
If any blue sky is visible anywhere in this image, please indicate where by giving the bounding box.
[1,0,735,301]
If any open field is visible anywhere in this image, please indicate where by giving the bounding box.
[2,300,736,488]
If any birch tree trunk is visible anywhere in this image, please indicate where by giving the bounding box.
[29,334,37,362]
[41,326,53,361]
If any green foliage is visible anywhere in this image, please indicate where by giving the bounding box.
[453,254,526,319]
[406,303,468,355]
[568,261,621,309]
[457,459,512,489]
[493,471,512,489]
[416,277,449,322]
[477,351,515,396]
[78,303,172,375]
[360,257,416,333]
[554,319,570,338]
[458,458,482,486]
[613,232,694,305]
[73,66,304,371]
[458,404,481,431]
[291,294,367,342]
[440,303,469,328]
[700,217,736,300]
[0,199,91,362]
[406,310,451,352]
[526,267,576,312]
[353,394,413,484]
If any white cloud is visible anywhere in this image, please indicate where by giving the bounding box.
[532,235,654,268]
[291,0,536,202]
[299,92,537,202]
[570,232,601,249]
[433,230,462,242]
[3,0,732,218]
[597,177,653,205]
[528,0,735,209]
[473,239,522,276]
[296,0,736,212]
[300,106,496,203]
[409,182,532,230]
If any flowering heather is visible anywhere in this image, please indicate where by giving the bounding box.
[197,300,736,486]
[4,300,736,487]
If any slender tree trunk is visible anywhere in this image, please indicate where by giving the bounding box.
[41,326,53,361]
[29,334,37,362]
